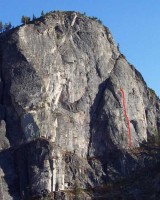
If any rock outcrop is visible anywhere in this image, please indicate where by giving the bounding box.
[0,11,160,200]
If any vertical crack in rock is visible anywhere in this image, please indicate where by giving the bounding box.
[120,87,132,148]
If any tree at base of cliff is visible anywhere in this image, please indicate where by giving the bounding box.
[155,131,160,146]
[73,180,82,200]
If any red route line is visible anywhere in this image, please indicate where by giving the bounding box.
[120,88,132,148]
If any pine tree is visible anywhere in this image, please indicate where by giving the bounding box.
[41,10,45,17]
[3,23,10,31]
[32,14,36,21]
[21,16,30,24]
[8,22,12,29]
[26,17,31,24]
[21,16,25,24]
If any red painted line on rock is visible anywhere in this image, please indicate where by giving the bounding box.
[120,88,132,148]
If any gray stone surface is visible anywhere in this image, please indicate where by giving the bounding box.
[0,11,160,199]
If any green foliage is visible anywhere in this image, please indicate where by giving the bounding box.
[97,19,102,24]
[154,129,160,146]
[41,10,45,17]
[91,16,98,20]
[117,43,120,51]
[73,181,82,200]
[104,26,111,35]
[120,53,126,59]
[149,87,156,96]
[0,21,13,33]
[148,127,160,146]
[4,22,12,31]
[89,16,103,24]
[32,14,36,21]
[21,15,31,24]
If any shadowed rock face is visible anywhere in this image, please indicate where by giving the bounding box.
[0,11,160,200]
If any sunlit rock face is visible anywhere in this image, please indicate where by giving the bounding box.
[0,11,160,200]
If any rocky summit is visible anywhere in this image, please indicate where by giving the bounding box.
[0,11,160,200]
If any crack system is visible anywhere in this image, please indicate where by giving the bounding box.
[120,88,132,148]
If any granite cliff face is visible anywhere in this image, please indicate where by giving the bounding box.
[0,11,160,200]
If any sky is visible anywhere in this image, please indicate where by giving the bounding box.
[0,0,160,96]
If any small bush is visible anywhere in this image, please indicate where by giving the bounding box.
[73,181,82,200]
[89,16,103,25]
[149,88,156,96]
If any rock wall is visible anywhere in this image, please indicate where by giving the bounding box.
[0,11,160,199]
